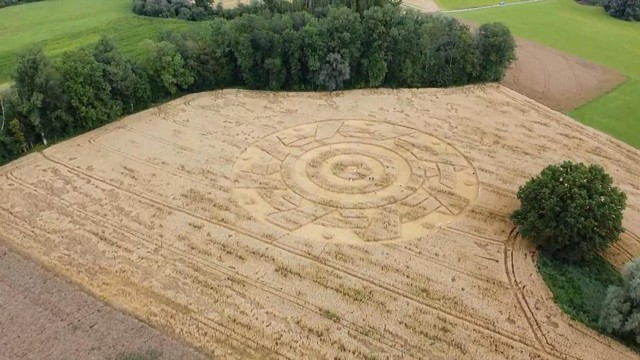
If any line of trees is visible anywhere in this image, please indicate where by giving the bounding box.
[0,5,516,165]
[0,0,43,8]
[603,0,640,21]
[576,0,640,21]
[132,0,403,21]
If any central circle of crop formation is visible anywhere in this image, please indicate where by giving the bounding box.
[232,120,478,243]
[329,156,373,181]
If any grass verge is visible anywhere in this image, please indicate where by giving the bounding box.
[448,0,640,149]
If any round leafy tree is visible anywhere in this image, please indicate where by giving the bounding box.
[511,161,626,262]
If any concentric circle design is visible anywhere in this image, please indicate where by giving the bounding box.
[232,120,479,243]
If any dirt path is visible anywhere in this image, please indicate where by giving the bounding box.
[0,86,638,359]
[0,244,209,360]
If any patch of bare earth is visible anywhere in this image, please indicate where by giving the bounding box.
[456,19,625,112]
[500,37,625,112]
[0,244,208,360]
[0,86,639,359]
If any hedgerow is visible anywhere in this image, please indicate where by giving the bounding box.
[0,0,43,8]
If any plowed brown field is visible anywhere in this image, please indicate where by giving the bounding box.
[1,86,639,359]
[0,245,208,360]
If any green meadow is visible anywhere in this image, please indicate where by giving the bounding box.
[0,0,190,83]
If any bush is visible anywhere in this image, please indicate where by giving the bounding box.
[538,251,623,329]
[600,258,640,344]
[603,0,640,21]
[475,22,516,82]
[511,161,627,262]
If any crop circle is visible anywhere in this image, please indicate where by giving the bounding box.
[232,120,479,243]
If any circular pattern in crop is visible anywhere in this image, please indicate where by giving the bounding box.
[232,120,478,243]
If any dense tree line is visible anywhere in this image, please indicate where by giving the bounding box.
[0,5,515,165]
[132,0,401,21]
[576,0,640,21]
[0,0,43,8]
[132,0,214,21]
[603,0,640,21]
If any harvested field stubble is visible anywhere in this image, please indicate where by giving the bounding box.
[0,85,639,359]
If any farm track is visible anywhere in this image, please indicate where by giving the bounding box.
[504,229,567,358]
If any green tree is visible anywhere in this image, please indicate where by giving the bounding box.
[229,14,291,90]
[93,37,151,112]
[141,40,195,97]
[300,19,328,89]
[167,19,236,91]
[604,0,640,21]
[317,53,350,91]
[360,5,403,86]
[383,8,427,87]
[317,7,363,86]
[419,16,479,87]
[281,21,306,89]
[474,22,516,82]
[59,49,121,132]
[512,161,627,262]
[600,258,640,343]
[11,47,65,145]
[8,118,27,153]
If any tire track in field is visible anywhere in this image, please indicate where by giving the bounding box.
[504,229,567,359]
[0,190,285,360]
[495,87,638,164]
[505,231,637,360]
[447,228,506,244]
[37,151,557,358]
[612,243,634,262]
[87,130,225,190]
[3,171,423,359]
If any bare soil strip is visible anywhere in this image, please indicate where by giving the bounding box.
[500,37,625,112]
[0,244,208,360]
[0,86,638,359]
[455,19,627,113]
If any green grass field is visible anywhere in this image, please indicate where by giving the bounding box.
[439,0,640,148]
[0,0,190,83]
